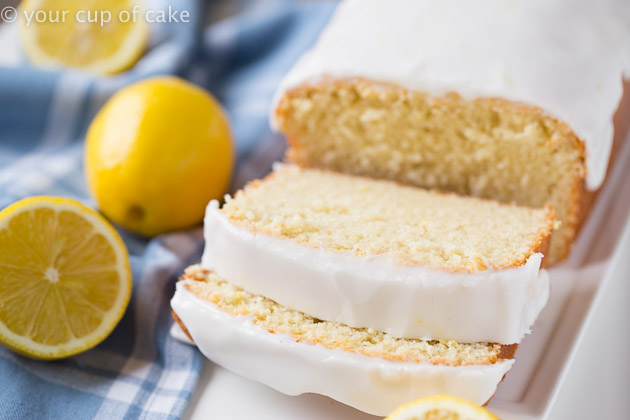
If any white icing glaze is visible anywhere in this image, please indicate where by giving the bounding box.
[272,0,630,190]
[171,282,514,416]
[201,200,549,344]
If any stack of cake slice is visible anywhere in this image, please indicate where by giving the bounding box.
[171,165,555,415]
[168,0,630,414]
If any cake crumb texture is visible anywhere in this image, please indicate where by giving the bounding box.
[222,164,555,272]
[275,79,583,264]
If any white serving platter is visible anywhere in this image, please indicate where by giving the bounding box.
[178,135,630,420]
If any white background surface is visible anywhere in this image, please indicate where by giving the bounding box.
[547,252,630,419]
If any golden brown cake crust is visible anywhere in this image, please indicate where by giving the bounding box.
[571,81,630,250]
[172,311,194,342]
[532,208,553,269]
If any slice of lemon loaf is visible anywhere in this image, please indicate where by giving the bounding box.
[272,0,630,264]
[201,164,554,344]
[171,266,516,416]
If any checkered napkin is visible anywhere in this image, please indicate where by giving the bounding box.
[0,1,335,419]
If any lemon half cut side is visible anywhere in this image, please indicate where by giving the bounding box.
[0,196,132,360]
[385,395,500,420]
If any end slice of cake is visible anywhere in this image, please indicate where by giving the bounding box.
[171,266,516,416]
[201,164,554,344]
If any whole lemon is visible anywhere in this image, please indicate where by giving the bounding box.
[85,76,234,236]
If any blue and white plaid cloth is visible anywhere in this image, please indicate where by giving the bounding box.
[0,1,335,418]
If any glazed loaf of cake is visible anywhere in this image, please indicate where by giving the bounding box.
[272,0,630,264]
[170,1,630,414]
[172,266,517,416]
[171,165,555,413]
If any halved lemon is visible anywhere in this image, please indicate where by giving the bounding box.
[385,395,499,420]
[0,196,131,360]
[19,0,149,75]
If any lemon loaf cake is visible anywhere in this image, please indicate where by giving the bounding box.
[200,164,554,344]
[171,266,516,416]
[272,0,630,264]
